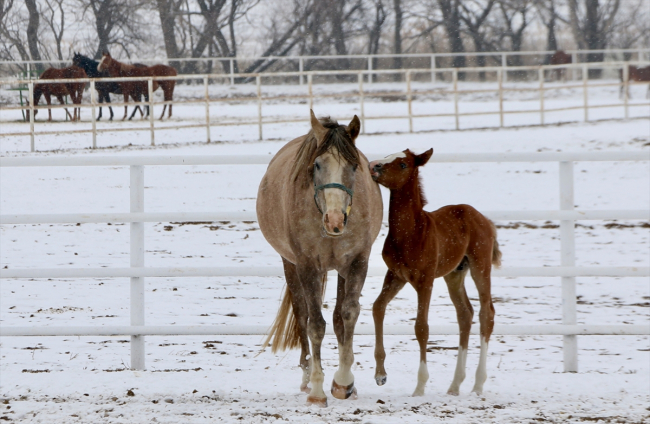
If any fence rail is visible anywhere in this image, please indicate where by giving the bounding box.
[2,62,649,152]
[1,152,648,373]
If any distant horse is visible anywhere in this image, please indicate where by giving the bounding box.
[257,111,383,406]
[26,66,87,122]
[97,52,177,120]
[97,52,158,120]
[369,149,501,397]
[619,65,650,99]
[549,50,572,82]
[72,52,148,121]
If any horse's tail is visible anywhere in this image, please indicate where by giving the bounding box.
[490,220,502,268]
[261,274,327,354]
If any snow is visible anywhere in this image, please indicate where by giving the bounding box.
[1,90,649,422]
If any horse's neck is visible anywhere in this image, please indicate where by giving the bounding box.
[387,175,427,238]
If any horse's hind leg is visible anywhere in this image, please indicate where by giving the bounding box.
[468,257,495,395]
[372,270,407,386]
[281,258,312,394]
[122,94,129,120]
[444,261,473,395]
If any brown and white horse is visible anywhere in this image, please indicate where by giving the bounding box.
[257,111,383,406]
[26,66,87,121]
[619,65,650,99]
[369,149,501,397]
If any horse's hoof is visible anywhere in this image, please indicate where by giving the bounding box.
[306,395,327,407]
[447,389,460,396]
[331,380,357,400]
[300,383,311,394]
[375,374,387,386]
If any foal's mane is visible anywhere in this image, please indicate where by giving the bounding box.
[290,117,361,186]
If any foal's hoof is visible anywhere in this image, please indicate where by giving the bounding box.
[331,380,357,400]
[375,374,387,386]
[300,383,311,394]
[306,395,327,407]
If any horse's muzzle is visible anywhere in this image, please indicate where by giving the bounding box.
[322,210,346,237]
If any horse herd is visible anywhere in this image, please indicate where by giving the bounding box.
[26,52,176,122]
[256,111,501,406]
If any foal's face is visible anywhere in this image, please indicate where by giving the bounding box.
[369,149,433,190]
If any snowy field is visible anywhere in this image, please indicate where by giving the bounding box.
[1,109,649,421]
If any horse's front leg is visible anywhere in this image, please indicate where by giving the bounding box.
[122,94,128,120]
[412,275,434,396]
[372,269,407,386]
[331,256,369,400]
[297,263,328,407]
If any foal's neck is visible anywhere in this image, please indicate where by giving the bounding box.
[388,172,427,236]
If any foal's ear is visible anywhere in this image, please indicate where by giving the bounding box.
[310,109,328,146]
[346,115,360,142]
[414,148,433,167]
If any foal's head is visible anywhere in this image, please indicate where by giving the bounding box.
[369,148,433,190]
[305,110,361,237]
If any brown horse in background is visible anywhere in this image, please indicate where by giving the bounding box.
[549,50,572,82]
[26,66,87,121]
[257,111,383,407]
[97,52,176,120]
[369,149,501,397]
[619,65,650,99]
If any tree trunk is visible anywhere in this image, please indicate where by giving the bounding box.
[25,0,43,71]
[438,0,465,79]
[155,0,181,70]
[393,0,402,80]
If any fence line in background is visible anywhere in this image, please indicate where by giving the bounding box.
[1,152,648,373]
[2,62,649,152]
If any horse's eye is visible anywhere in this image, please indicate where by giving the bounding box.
[314,162,320,170]
[352,164,358,172]
[400,162,407,169]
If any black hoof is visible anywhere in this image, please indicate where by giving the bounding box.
[375,375,387,386]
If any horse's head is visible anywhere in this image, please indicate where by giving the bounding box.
[369,148,433,190]
[97,52,112,72]
[72,51,81,66]
[310,110,361,237]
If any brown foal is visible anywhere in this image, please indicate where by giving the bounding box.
[369,149,502,397]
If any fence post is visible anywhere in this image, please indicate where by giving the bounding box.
[582,64,588,122]
[498,69,504,128]
[148,79,155,146]
[130,165,145,370]
[368,56,373,84]
[406,70,413,133]
[572,53,578,80]
[623,65,629,119]
[256,75,262,140]
[230,59,235,86]
[91,80,97,149]
[358,73,365,134]
[28,81,35,152]
[453,69,459,130]
[308,73,313,110]
[559,161,578,372]
[430,55,436,83]
[299,58,304,86]
[204,76,211,143]
[501,54,507,83]
[538,68,544,125]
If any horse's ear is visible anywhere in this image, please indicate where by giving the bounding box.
[414,148,433,167]
[346,115,360,143]
[310,109,328,145]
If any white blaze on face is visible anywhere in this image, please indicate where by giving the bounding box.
[375,151,406,166]
[97,56,106,72]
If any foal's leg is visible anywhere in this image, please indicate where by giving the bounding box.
[331,256,369,400]
[281,258,312,394]
[412,276,434,396]
[297,263,328,407]
[372,270,407,386]
[444,265,473,395]
[468,260,495,395]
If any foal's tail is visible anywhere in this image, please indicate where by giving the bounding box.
[490,220,502,268]
[261,274,327,354]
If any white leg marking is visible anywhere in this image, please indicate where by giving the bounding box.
[333,342,355,386]
[447,346,468,395]
[471,337,489,395]
[412,361,429,397]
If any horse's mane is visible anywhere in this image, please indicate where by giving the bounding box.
[290,117,360,187]
[415,174,428,207]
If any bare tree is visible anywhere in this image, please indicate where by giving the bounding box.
[392,0,402,70]
[25,0,43,69]
[497,0,532,70]
[155,0,183,66]
[534,0,560,62]
[567,0,620,70]
[460,0,496,79]
[438,0,466,74]
[41,0,67,61]
[0,0,32,62]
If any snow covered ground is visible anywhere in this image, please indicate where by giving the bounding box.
[1,103,649,422]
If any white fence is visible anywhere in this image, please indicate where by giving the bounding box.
[2,61,649,152]
[0,152,648,373]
